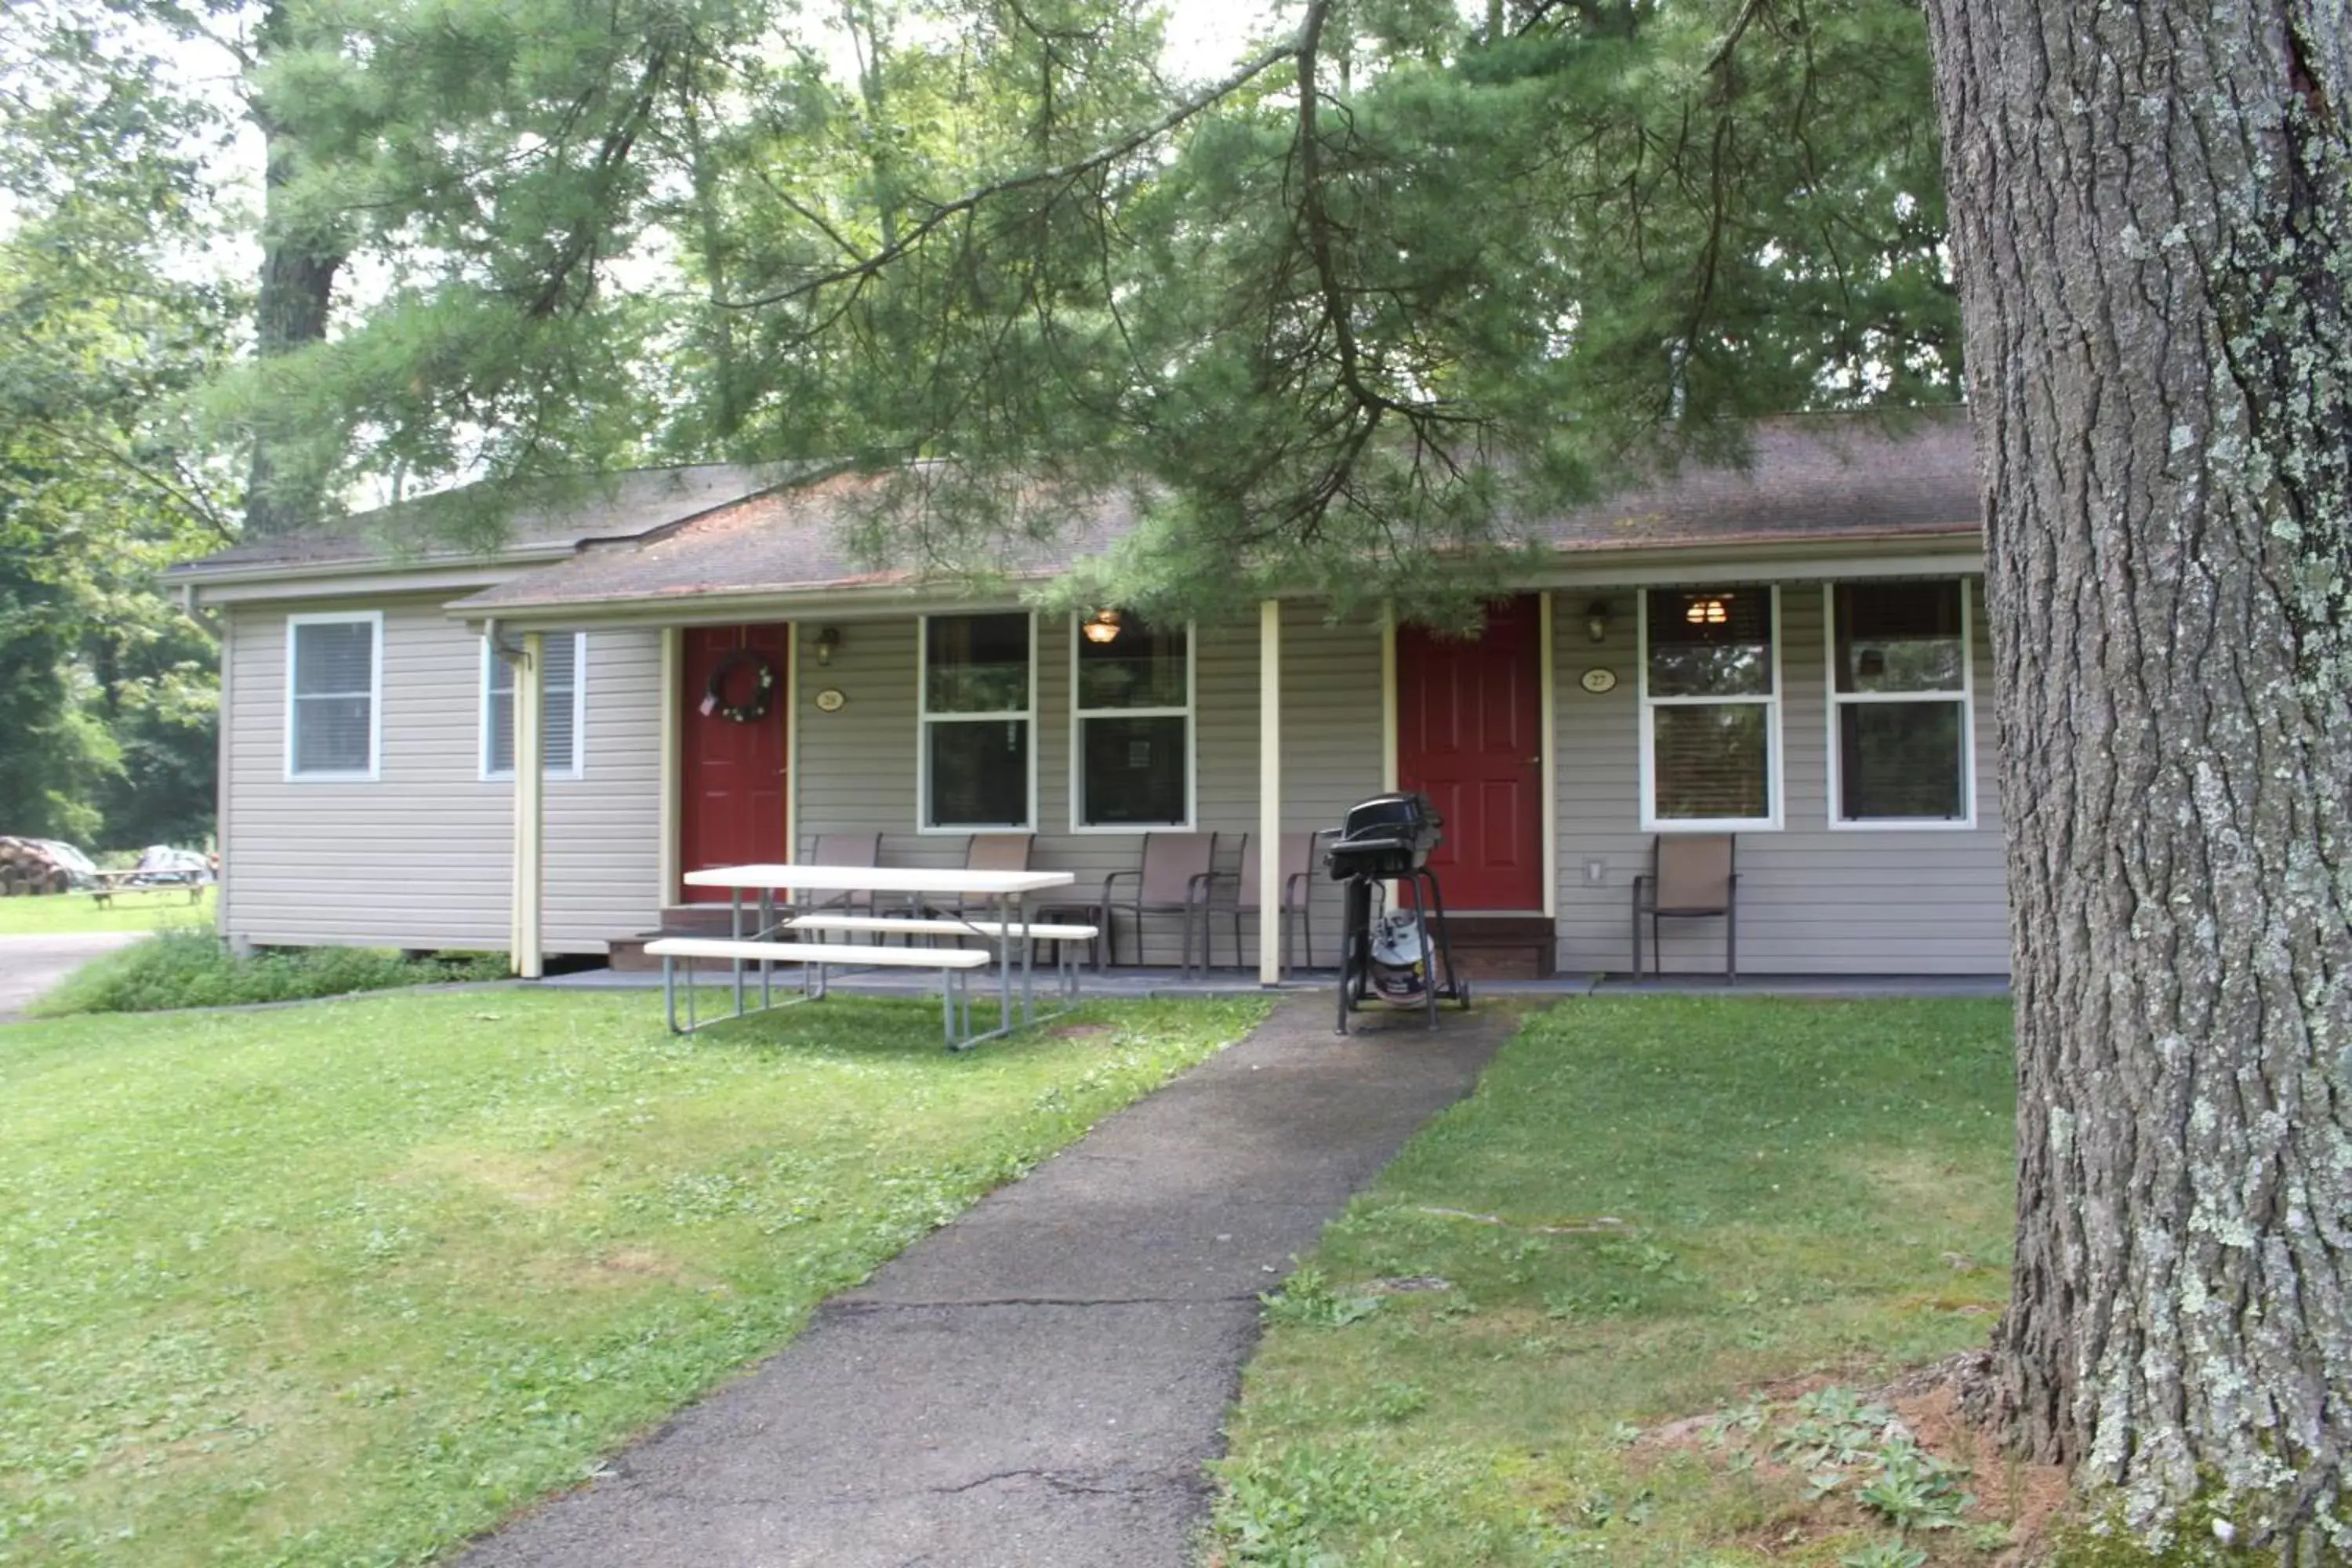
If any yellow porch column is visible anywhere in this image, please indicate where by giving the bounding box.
[1258,599,1283,985]
[510,630,546,978]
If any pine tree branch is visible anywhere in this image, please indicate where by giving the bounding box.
[710,35,1301,312]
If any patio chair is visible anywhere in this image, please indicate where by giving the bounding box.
[1204,831,1317,978]
[1100,833,1219,974]
[791,831,884,921]
[920,833,1035,922]
[1630,833,1737,981]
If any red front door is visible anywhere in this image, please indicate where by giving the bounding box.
[1397,595,1545,912]
[681,625,790,902]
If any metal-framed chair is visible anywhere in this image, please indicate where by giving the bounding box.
[1205,831,1317,978]
[1100,833,1219,973]
[793,831,883,921]
[1630,833,1738,980]
[919,833,1036,934]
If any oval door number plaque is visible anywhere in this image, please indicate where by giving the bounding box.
[1579,667,1617,694]
[815,688,848,712]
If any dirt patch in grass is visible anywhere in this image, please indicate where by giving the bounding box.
[1048,1022,1119,1039]
[1635,1354,2074,1565]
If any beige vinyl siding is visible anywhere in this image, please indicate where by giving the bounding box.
[791,604,1380,969]
[222,596,661,953]
[1552,579,2007,975]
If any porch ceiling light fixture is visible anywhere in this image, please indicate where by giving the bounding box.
[815,626,841,666]
[1082,608,1123,644]
[1584,600,1610,643]
[1684,594,1732,626]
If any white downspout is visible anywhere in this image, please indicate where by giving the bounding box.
[1258,599,1282,985]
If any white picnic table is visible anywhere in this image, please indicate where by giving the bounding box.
[680,863,1078,1037]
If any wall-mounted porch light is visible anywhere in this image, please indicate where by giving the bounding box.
[1584,600,1610,643]
[815,626,841,666]
[1082,608,1123,644]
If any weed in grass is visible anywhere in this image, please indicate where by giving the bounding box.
[1211,1441,1435,1563]
[1261,1265,1385,1329]
[1345,1381,1430,1424]
[1854,1438,1973,1534]
[1840,1539,1930,1568]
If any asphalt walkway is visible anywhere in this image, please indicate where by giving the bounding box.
[0,931,145,1022]
[456,994,1512,1568]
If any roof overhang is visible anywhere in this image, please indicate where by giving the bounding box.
[172,546,575,607]
[441,528,1984,629]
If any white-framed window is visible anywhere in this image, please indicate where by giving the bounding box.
[1639,586,1782,830]
[1070,614,1194,831]
[481,632,586,780]
[284,611,383,781]
[919,612,1035,830]
[1824,579,1975,827]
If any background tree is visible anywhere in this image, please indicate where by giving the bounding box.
[0,3,240,848]
[1923,0,2350,1552]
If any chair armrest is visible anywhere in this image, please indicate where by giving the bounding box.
[1284,869,1311,906]
[1185,870,1218,908]
[1631,873,1651,908]
[1102,869,1139,904]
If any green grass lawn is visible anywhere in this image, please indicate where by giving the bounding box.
[0,986,1263,1566]
[1207,996,2018,1568]
[0,886,216,937]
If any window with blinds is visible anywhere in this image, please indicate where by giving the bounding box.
[285,613,381,779]
[483,633,585,779]
[1073,615,1192,829]
[1641,587,1780,829]
[920,612,1034,829]
[1828,581,1973,825]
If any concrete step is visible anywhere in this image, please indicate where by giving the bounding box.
[1436,914,1557,979]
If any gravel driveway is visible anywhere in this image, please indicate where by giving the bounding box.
[0,932,146,1022]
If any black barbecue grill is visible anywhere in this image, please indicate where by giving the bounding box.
[1323,792,1445,880]
[1325,792,1469,1033]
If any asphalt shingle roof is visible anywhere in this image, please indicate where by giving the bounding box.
[456,410,1979,613]
[169,463,800,575]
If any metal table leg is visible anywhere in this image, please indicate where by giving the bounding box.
[1019,891,1036,1022]
[730,888,746,1018]
[994,889,1013,1035]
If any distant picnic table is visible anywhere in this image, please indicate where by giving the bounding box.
[88,869,206,907]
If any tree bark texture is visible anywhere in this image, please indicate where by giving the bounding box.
[241,0,343,539]
[1924,0,2352,1550]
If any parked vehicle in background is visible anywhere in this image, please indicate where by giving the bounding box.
[0,837,97,895]
[130,845,212,887]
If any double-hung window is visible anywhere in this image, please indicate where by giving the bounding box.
[1640,586,1780,829]
[1073,615,1192,829]
[482,632,586,779]
[285,612,382,780]
[1826,580,1973,826]
[920,612,1034,829]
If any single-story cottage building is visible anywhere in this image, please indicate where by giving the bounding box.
[167,408,2005,982]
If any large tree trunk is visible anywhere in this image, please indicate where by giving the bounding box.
[241,0,343,539]
[1923,0,2352,1552]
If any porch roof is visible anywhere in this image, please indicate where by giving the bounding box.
[451,409,1978,618]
